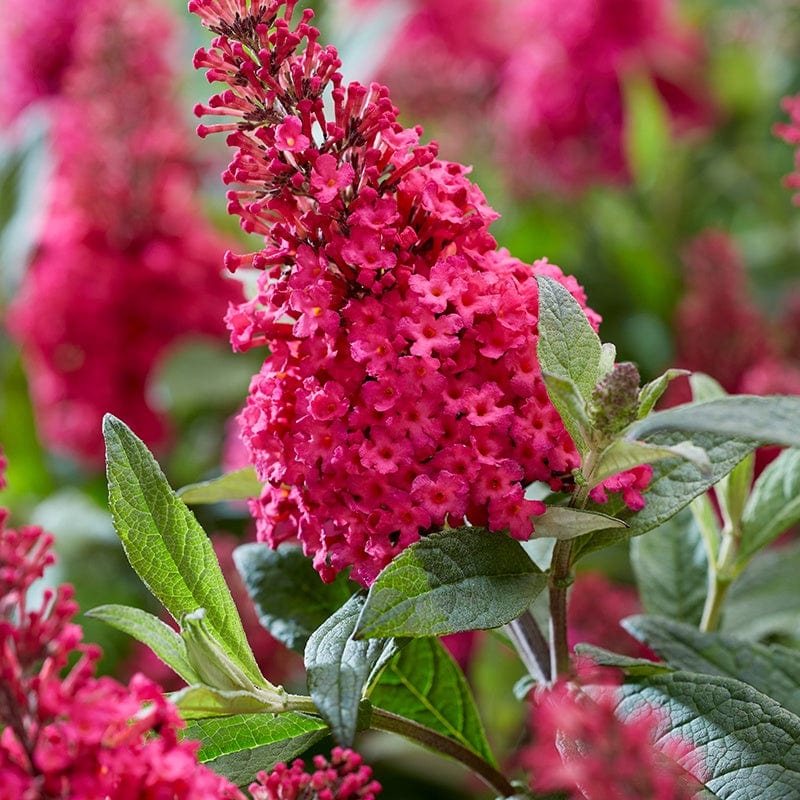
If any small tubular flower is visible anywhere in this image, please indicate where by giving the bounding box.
[249,747,381,800]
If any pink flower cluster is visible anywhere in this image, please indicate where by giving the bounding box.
[249,747,381,800]
[522,673,700,800]
[0,484,244,799]
[775,93,800,204]
[355,0,713,192]
[192,0,651,585]
[674,229,800,399]
[4,0,242,463]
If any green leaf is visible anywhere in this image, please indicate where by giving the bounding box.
[540,373,590,457]
[739,448,800,565]
[0,115,51,300]
[531,506,627,540]
[637,369,690,419]
[234,543,354,653]
[625,396,800,447]
[615,671,800,799]
[177,468,262,504]
[723,541,800,641]
[574,643,673,677]
[623,615,800,717]
[186,712,329,786]
[172,685,281,720]
[630,508,708,626]
[688,375,754,536]
[370,637,496,766]
[573,432,757,561]
[622,72,671,187]
[536,275,602,402]
[354,527,547,639]
[86,604,198,684]
[592,439,710,485]
[689,373,726,403]
[305,594,396,746]
[102,415,263,686]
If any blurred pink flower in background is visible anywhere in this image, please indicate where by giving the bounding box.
[3,0,243,463]
[354,0,714,192]
[522,673,702,800]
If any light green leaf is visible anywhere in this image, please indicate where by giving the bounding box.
[739,448,800,564]
[186,712,329,786]
[172,685,280,720]
[536,275,602,402]
[598,342,617,379]
[540,372,591,456]
[354,527,547,639]
[625,396,800,447]
[177,468,262,504]
[615,671,800,799]
[622,72,671,187]
[370,637,496,765]
[574,643,673,677]
[592,439,710,485]
[637,369,690,419]
[531,506,626,540]
[234,543,354,653]
[630,508,708,626]
[102,415,263,686]
[689,373,726,403]
[305,594,396,746]
[87,604,198,684]
[573,432,756,561]
[723,541,800,641]
[623,615,800,717]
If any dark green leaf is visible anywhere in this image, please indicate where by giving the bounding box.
[305,594,396,746]
[574,432,756,561]
[723,541,800,641]
[370,637,496,765]
[625,396,800,447]
[574,643,673,677]
[102,415,263,686]
[536,275,602,402]
[739,448,800,564]
[86,604,198,684]
[355,527,547,639]
[177,468,262,504]
[630,509,708,626]
[532,506,626,540]
[186,713,328,786]
[615,671,800,799]
[234,543,354,653]
[623,615,800,716]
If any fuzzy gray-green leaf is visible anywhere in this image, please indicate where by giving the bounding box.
[354,527,547,639]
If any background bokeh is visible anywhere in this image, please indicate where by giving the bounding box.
[2,0,800,796]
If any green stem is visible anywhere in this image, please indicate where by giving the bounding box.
[284,697,517,798]
[369,707,518,798]
[700,526,739,633]
[548,539,574,679]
